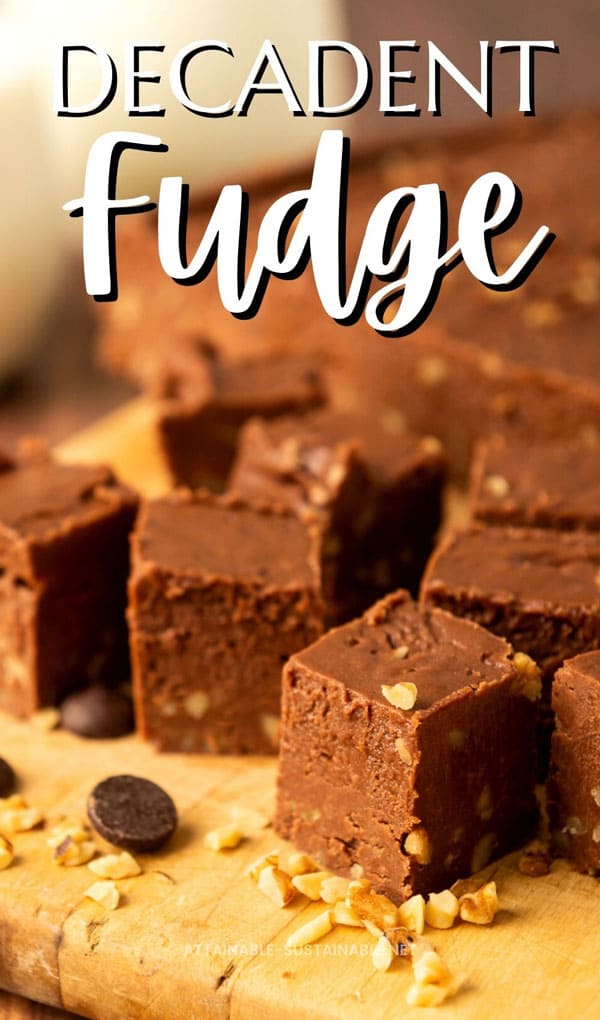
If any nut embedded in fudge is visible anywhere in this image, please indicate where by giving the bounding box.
[469,434,600,532]
[128,490,324,754]
[274,590,539,902]
[229,409,445,620]
[0,454,138,716]
[155,344,325,491]
[547,651,600,875]
[421,524,600,777]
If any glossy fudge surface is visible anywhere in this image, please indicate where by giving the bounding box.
[129,491,324,754]
[469,435,600,532]
[275,591,539,901]
[548,651,600,875]
[0,458,138,714]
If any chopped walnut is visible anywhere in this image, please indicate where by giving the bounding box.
[384,926,414,957]
[88,851,141,880]
[424,890,459,930]
[203,823,244,851]
[319,876,350,904]
[381,682,417,710]
[0,796,43,834]
[247,851,279,882]
[285,908,333,948]
[85,880,120,911]
[404,827,432,865]
[398,894,426,935]
[394,738,413,765]
[332,901,363,927]
[291,870,330,900]
[30,707,61,731]
[512,652,542,701]
[458,880,499,925]
[277,847,318,877]
[230,805,271,836]
[372,935,394,972]
[54,836,96,867]
[257,865,295,907]
[346,880,399,931]
[471,832,495,873]
[407,937,463,1006]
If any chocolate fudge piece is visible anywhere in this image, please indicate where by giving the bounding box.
[0,455,138,716]
[128,490,324,754]
[469,435,600,532]
[230,409,445,619]
[547,651,600,874]
[274,591,539,902]
[421,525,600,775]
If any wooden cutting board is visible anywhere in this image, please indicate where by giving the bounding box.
[0,397,597,1020]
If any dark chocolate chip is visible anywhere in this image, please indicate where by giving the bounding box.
[60,685,134,739]
[0,757,15,797]
[87,774,177,852]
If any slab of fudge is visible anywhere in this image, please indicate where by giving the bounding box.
[128,490,324,754]
[274,590,539,901]
[547,651,600,875]
[229,409,445,619]
[0,453,138,716]
[421,524,600,775]
[155,346,326,491]
[469,434,600,532]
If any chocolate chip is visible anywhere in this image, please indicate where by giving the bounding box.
[0,757,15,797]
[87,775,177,852]
[61,685,134,739]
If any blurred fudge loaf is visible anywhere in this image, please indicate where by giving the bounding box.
[128,489,323,754]
[0,448,138,716]
[421,524,600,775]
[547,651,600,875]
[229,409,445,620]
[469,434,600,532]
[96,113,600,480]
[274,590,539,902]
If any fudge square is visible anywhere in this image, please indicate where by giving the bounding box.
[229,409,445,619]
[0,454,138,716]
[548,652,600,875]
[128,490,324,754]
[469,434,600,532]
[274,591,539,901]
[156,345,325,490]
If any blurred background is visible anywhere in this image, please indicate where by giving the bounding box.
[0,0,598,445]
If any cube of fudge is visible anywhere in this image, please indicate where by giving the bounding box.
[155,344,325,490]
[128,491,324,754]
[421,525,600,775]
[0,454,138,716]
[229,410,445,620]
[274,591,539,901]
[469,435,600,532]
[548,651,600,874]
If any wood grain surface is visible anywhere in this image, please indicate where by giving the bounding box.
[0,396,596,1020]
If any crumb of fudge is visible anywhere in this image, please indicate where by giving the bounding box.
[85,879,120,910]
[204,823,244,852]
[518,842,552,877]
[381,681,418,709]
[88,851,142,880]
[257,864,295,907]
[0,835,14,869]
[0,796,43,834]
[458,880,499,925]
[284,909,333,949]
[424,890,459,930]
